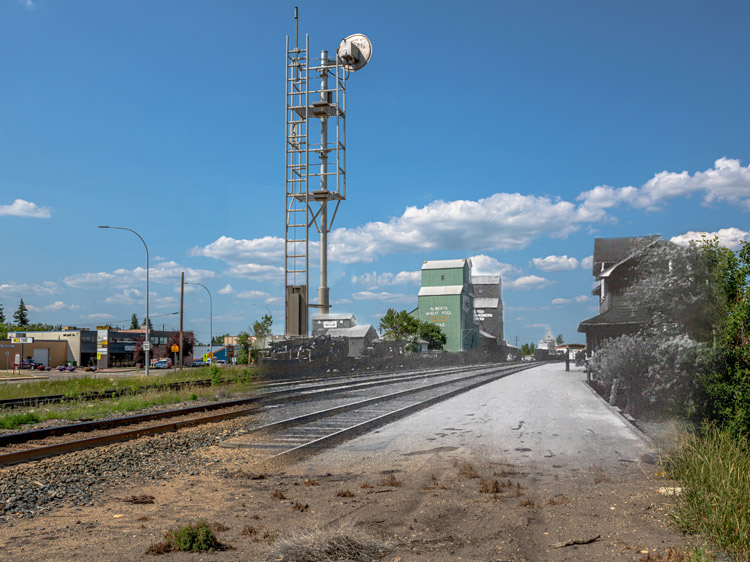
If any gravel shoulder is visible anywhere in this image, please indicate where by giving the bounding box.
[0,364,695,561]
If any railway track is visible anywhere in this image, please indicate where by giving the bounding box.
[0,363,529,467]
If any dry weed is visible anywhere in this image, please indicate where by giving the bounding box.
[210,522,229,533]
[241,525,257,537]
[547,495,569,506]
[292,501,308,512]
[272,522,390,562]
[638,548,687,561]
[519,499,537,508]
[479,479,502,494]
[456,461,480,479]
[304,478,320,487]
[272,489,286,500]
[336,489,355,498]
[377,473,401,487]
[359,482,374,489]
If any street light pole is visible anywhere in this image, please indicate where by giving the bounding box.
[185,282,212,363]
[98,225,150,375]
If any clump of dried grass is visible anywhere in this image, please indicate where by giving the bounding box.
[272,523,389,562]
[479,479,501,494]
[336,489,355,498]
[304,478,320,486]
[377,473,401,487]
[271,489,286,500]
[456,461,480,479]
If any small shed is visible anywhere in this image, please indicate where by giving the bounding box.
[326,324,378,357]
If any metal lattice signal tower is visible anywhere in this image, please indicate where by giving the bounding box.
[285,10,369,338]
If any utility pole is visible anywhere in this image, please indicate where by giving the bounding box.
[179,272,184,370]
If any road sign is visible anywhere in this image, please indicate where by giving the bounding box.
[97,352,102,360]
[170,344,179,353]
[208,352,214,358]
[142,342,152,351]
[11,337,33,344]
[202,354,208,362]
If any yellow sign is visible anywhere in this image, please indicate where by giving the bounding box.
[208,352,214,358]
[97,352,102,360]
[170,344,179,352]
[202,354,208,361]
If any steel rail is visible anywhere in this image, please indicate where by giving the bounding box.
[221,363,534,464]
[0,364,518,464]
[0,363,499,447]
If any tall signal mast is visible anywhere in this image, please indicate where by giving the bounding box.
[284,8,372,337]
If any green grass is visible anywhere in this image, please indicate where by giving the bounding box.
[0,366,259,401]
[0,411,41,429]
[667,425,750,561]
[0,367,259,427]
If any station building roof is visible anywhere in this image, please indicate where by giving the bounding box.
[421,259,470,270]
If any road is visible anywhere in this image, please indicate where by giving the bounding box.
[295,361,653,474]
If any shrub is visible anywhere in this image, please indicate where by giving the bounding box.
[164,521,224,552]
[589,333,707,417]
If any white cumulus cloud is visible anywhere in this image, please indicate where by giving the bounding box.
[224,264,284,283]
[64,262,214,289]
[0,282,61,296]
[551,298,571,305]
[218,284,234,295]
[469,255,522,278]
[575,295,590,303]
[505,275,554,290]
[351,270,421,289]
[670,227,750,251]
[0,199,51,218]
[581,255,594,269]
[237,290,271,299]
[352,291,416,304]
[27,301,80,312]
[190,236,284,265]
[577,158,750,212]
[531,255,579,272]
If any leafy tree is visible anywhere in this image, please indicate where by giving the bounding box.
[556,333,564,345]
[252,314,273,348]
[130,313,139,330]
[0,303,5,324]
[166,331,195,364]
[379,309,419,341]
[13,299,29,327]
[236,332,251,364]
[212,334,229,345]
[132,336,147,365]
[699,239,750,435]
[520,343,536,356]
[624,239,722,342]
[417,321,447,350]
[146,317,153,331]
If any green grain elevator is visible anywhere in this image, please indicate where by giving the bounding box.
[416,259,478,352]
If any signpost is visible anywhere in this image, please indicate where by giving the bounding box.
[170,344,179,371]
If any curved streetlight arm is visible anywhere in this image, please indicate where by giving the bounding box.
[185,282,213,362]
[98,225,150,375]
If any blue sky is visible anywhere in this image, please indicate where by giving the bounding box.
[1,0,749,346]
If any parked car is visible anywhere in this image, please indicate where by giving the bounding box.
[191,359,207,367]
[13,359,43,370]
[153,359,172,369]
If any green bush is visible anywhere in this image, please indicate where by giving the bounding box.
[589,333,707,416]
[667,426,750,560]
[164,521,223,552]
[209,364,222,387]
